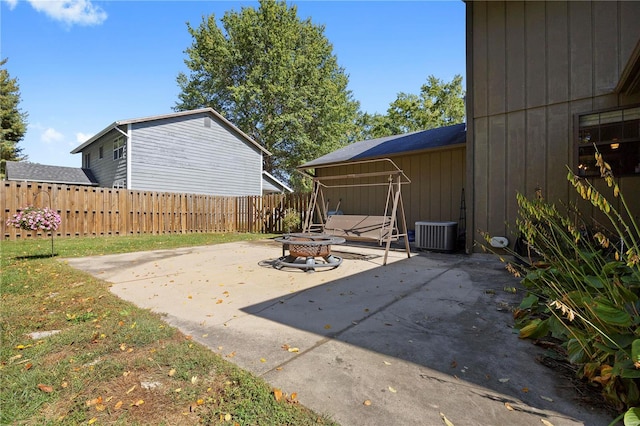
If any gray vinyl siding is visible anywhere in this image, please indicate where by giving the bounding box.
[128,113,263,196]
[83,128,127,188]
[467,1,640,250]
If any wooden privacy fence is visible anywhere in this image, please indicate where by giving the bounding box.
[1,181,310,241]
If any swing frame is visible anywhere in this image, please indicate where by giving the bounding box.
[299,158,411,265]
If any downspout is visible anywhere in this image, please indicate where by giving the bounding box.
[464,0,475,254]
[126,124,132,189]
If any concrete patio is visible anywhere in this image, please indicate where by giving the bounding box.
[65,239,614,426]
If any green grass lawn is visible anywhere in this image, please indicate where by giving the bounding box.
[1,233,336,425]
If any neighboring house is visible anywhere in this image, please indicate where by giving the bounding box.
[262,171,293,194]
[466,1,640,251]
[5,161,98,186]
[298,123,467,233]
[70,108,291,196]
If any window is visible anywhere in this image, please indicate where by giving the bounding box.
[83,153,91,168]
[99,146,103,159]
[577,105,640,177]
[113,136,126,160]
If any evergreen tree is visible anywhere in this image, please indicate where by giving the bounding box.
[1,58,28,176]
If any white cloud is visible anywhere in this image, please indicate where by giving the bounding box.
[28,0,107,26]
[41,127,64,143]
[75,132,93,143]
[2,0,19,10]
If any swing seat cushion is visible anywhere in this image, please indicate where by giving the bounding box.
[323,215,396,241]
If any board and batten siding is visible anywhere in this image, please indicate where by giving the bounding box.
[82,127,127,188]
[467,1,640,251]
[129,113,263,196]
[316,146,466,233]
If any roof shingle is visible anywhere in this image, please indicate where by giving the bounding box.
[5,161,98,186]
[298,123,466,169]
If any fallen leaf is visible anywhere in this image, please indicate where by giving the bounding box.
[216,299,224,304]
[168,368,176,377]
[440,412,455,426]
[15,344,32,350]
[224,413,232,421]
[540,395,553,402]
[95,404,106,412]
[131,399,144,407]
[24,363,33,370]
[388,386,397,393]
[273,388,283,402]
[282,344,290,351]
[119,343,127,351]
[174,388,182,393]
[37,383,53,393]
[450,360,457,368]
[363,399,372,406]
[498,378,509,383]
[288,347,299,353]
[88,418,97,425]
[114,400,123,410]
[540,420,555,426]
[383,361,391,366]
[196,398,204,405]
[188,295,193,299]
[191,376,198,384]
[260,358,267,363]
[324,324,331,329]
[290,392,297,401]
[126,385,136,394]
[522,387,529,393]
[86,396,103,407]
[61,381,68,388]
[504,402,514,411]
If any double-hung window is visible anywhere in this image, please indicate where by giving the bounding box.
[113,136,126,160]
[576,105,640,177]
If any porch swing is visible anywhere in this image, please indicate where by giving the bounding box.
[299,158,412,265]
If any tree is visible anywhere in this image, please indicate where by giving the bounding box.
[1,58,28,176]
[176,0,359,191]
[357,74,465,140]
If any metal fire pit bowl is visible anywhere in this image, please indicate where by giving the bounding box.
[274,233,345,272]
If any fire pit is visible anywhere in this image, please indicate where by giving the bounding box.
[274,233,345,272]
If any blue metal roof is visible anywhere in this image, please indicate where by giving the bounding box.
[298,123,466,169]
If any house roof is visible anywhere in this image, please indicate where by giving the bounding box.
[70,108,272,156]
[298,123,466,170]
[262,171,293,193]
[5,161,98,186]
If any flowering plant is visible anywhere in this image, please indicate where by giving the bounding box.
[6,206,61,232]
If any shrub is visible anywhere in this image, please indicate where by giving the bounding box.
[484,150,640,419]
[282,208,301,233]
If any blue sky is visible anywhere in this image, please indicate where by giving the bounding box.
[1,0,465,168]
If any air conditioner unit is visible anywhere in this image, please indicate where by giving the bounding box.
[415,221,458,252]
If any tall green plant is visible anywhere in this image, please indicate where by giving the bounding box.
[485,150,640,418]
